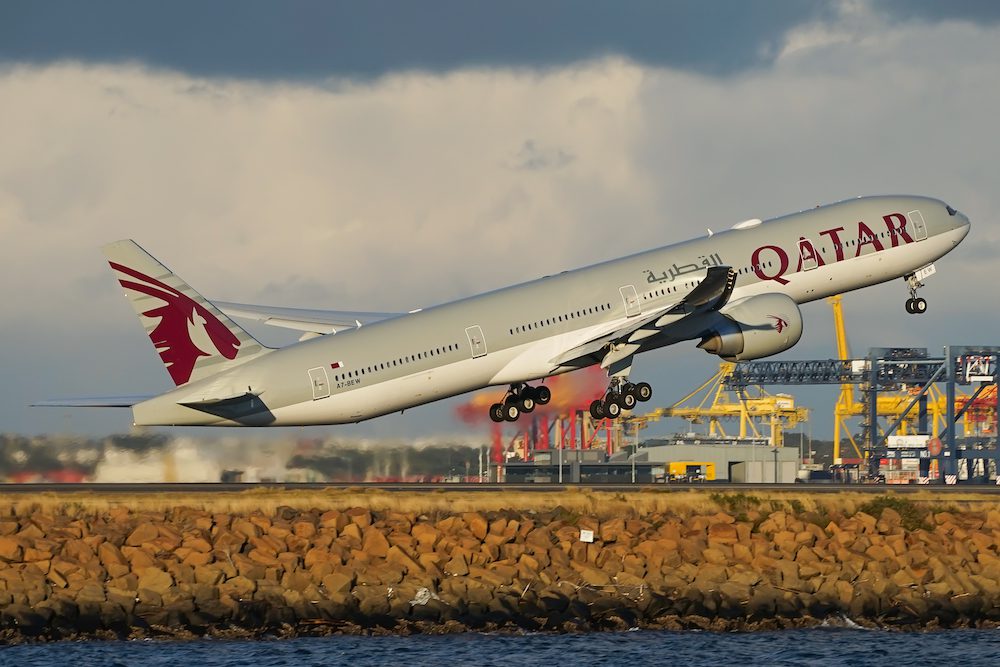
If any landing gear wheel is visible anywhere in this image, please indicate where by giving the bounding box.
[520,396,536,413]
[489,403,506,423]
[603,396,622,419]
[620,392,637,410]
[913,297,927,314]
[635,382,653,402]
[535,386,552,405]
[905,298,915,314]
[589,399,605,420]
[503,403,520,422]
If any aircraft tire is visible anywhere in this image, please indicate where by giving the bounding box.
[535,386,552,405]
[905,298,915,313]
[589,399,605,420]
[604,397,622,419]
[489,403,506,423]
[636,382,653,402]
[520,396,536,413]
[621,392,637,410]
[503,404,520,422]
[913,297,927,314]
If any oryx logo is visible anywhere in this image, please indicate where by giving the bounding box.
[110,262,240,385]
[769,315,789,334]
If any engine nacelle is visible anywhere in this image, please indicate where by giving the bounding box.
[697,293,803,361]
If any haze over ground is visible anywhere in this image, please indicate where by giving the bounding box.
[1,1,998,442]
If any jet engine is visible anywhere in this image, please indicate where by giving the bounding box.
[696,293,803,361]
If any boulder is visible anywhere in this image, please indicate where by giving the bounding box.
[125,522,159,547]
[291,520,317,539]
[707,522,738,545]
[0,536,24,562]
[322,571,354,594]
[319,510,348,532]
[464,513,488,540]
[362,527,391,558]
[345,508,372,529]
[137,567,175,596]
[411,523,441,550]
[231,518,260,539]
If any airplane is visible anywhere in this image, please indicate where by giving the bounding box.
[39,195,969,427]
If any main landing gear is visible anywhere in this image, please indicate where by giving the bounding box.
[588,380,653,421]
[488,383,552,422]
[904,272,927,314]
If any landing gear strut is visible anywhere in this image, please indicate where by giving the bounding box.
[488,383,551,422]
[904,273,927,314]
[589,380,653,421]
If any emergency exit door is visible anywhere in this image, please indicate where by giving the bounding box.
[466,325,487,358]
[620,285,641,317]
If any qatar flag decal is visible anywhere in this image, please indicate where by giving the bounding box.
[330,361,344,370]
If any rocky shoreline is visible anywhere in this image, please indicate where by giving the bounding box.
[1,492,999,642]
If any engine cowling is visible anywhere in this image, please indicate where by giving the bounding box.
[696,293,803,361]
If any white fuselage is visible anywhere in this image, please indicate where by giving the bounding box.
[132,195,970,426]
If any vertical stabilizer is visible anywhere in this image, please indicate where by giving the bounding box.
[103,240,270,386]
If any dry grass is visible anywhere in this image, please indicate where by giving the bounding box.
[1,487,997,520]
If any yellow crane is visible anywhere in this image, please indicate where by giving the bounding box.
[626,362,809,447]
[829,295,952,461]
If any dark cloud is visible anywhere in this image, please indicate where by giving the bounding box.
[875,0,1000,24]
[1,0,829,79]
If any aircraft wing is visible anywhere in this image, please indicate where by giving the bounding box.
[214,301,404,335]
[551,266,736,366]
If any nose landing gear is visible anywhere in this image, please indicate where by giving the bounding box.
[488,383,552,422]
[904,272,928,314]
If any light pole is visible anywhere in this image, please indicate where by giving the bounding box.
[631,424,638,484]
[771,447,779,483]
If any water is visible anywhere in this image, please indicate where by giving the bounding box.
[3,629,1000,667]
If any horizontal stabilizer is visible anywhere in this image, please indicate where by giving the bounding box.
[215,301,402,335]
[33,396,153,408]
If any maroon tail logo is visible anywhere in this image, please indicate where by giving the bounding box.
[110,262,240,385]
[769,315,789,334]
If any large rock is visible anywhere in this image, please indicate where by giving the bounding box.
[137,567,175,596]
[362,527,390,558]
[0,536,24,562]
[463,513,488,540]
[125,522,159,547]
[345,508,372,529]
[707,522,738,545]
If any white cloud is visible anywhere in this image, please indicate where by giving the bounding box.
[2,14,999,438]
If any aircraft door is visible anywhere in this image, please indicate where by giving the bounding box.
[907,210,928,241]
[798,237,819,271]
[620,285,641,317]
[465,325,487,358]
[308,367,330,400]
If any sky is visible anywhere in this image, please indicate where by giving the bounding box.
[1,0,999,444]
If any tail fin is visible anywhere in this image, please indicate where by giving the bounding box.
[103,240,270,386]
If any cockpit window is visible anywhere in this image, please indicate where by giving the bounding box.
[946,205,958,216]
